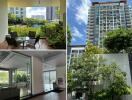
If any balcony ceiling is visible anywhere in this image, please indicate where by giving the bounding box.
[8,0,60,7]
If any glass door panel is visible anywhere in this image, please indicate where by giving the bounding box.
[43,71,56,92]
[49,71,56,90]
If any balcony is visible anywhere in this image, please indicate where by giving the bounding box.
[0,0,66,50]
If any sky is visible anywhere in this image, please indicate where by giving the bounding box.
[26,7,46,18]
[67,0,132,45]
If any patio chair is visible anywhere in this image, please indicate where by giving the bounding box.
[5,36,19,48]
[10,32,18,39]
[5,36,13,48]
[28,31,36,39]
[26,35,40,49]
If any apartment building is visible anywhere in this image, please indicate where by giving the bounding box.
[67,45,85,67]
[9,7,26,18]
[88,0,132,47]
[46,7,59,21]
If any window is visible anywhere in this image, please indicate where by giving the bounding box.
[0,70,9,84]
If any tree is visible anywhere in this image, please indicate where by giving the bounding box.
[68,43,105,99]
[103,28,132,53]
[68,43,131,100]
[67,26,72,45]
[8,13,17,25]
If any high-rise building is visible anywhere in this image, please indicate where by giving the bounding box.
[9,7,26,18]
[88,0,132,47]
[46,7,59,21]
[67,45,85,67]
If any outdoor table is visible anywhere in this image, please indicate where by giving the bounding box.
[16,37,29,49]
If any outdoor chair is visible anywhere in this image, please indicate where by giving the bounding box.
[5,36,19,48]
[10,32,18,39]
[26,35,40,49]
[6,36,13,48]
[28,31,36,39]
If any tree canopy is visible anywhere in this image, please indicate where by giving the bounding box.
[103,28,132,53]
[68,43,131,100]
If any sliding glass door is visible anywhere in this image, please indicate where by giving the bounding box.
[43,71,56,92]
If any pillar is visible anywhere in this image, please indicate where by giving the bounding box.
[32,56,44,95]
[60,0,66,32]
[0,0,8,42]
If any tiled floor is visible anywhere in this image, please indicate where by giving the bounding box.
[28,90,66,100]
[0,39,51,49]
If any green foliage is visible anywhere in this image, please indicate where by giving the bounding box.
[40,21,66,49]
[9,26,39,37]
[0,71,9,84]
[67,26,72,45]
[14,73,28,83]
[8,13,47,26]
[8,13,23,25]
[68,43,131,100]
[103,28,132,53]
[23,18,47,27]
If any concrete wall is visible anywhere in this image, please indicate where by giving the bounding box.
[103,54,132,100]
[0,0,8,42]
[32,56,43,95]
[56,66,66,88]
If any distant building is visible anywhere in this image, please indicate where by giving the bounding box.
[46,7,59,21]
[67,45,85,67]
[31,15,45,20]
[8,7,26,18]
[88,0,132,47]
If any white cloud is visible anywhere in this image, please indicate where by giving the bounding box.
[72,27,83,39]
[75,0,91,25]
[72,37,77,42]
[67,0,69,8]
[26,7,46,18]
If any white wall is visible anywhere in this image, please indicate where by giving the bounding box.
[43,63,56,71]
[56,66,66,88]
[103,54,132,87]
[0,0,8,42]
[32,56,43,95]
[103,54,132,100]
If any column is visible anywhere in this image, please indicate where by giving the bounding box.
[32,56,44,95]
[60,0,66,32]
[0,0,8,42]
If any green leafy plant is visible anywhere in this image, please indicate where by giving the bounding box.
[9,26,39,37]
[68,43,131,100]
[103,28,132,53]
[40,21,66,49]
[14,73,28,83]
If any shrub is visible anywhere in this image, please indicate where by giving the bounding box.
[9,26,39,37]
[40,21,66,49]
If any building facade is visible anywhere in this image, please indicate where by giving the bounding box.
[67,45,85,67]
[46,7,59,21]
[88,0,132,47]
[8,7,26,18]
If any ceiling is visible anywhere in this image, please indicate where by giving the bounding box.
[17,50,64,59]
[8,0,60,7]
[19,50,66,67]
[0,51,66,70]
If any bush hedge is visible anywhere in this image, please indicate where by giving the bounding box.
[9,26,40,37]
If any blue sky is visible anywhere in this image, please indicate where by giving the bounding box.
[67,0,132,45]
